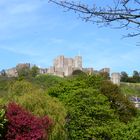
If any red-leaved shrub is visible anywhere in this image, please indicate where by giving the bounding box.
[5,102,52,140]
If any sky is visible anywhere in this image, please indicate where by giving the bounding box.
[0,0,140,75]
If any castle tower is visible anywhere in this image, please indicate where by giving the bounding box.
[111,73,121,85]
[54,55,64,68]
[74,56,82,70]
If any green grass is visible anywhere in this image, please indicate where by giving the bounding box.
[120,82,140,97]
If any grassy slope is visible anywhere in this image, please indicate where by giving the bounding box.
[120,82,140,97]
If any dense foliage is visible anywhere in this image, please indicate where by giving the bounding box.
[16,65,39,80]
[71,69,87,76]
[48,74,137,139]
[5,80,67,140]
[0,108,7,139]
[33,74,65,90]
[6,102,52,140]
[0,73,139,139]
[64,88,119,140]
[100,81,137,123]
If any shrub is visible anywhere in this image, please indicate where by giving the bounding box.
[14,93,67,140]
[0,108,7,139]
[5,102,52,140]
[71,70,87,76]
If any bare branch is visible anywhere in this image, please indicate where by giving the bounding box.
[49,0,140,37]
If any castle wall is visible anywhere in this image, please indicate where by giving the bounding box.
[48,66,55,74]
[74,56,82,70]
[111,73,121,85]
[51,55,82,76]
[54,55,64,68]
[5,68,18,77]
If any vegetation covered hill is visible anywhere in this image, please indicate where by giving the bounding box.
[0,73,140,140]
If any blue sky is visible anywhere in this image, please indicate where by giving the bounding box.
[0,0,139,75]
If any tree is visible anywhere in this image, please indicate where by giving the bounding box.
[65,88,119,140]
[100,81,137,123]
[17,66,30,78]
[49,0,140,37]
[132,70,140,82]
[48,74,137,124]
[120,71,129,82]
[30,66,39,77]
[99,72,110,80]
[71,69,87,76]
[0,70,6,77]
[133,70,139,77]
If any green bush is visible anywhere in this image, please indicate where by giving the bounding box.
[71,69,87,76]
[0,108,7,139]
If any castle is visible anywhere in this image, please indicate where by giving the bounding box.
[1,55,121,85]
[47,55,82,77]
[45,55,120,85]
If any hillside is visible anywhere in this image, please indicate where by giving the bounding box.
[0,74,140,139]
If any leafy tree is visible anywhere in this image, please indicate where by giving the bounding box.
[48,74,137,139]
[48,74,102,99]
[71,69,87,76]
[100,81,137,123]
[49,0,140,37]
[48,78,87,99]
[30,66,39,77]
[17,66,30,79]
[65,88,119,140]
[132,70,140,82]
[121,71,129,82]
[133,70,139,77]
[48,74,136,124]
[0,69,6,76]
[99,72,110,80]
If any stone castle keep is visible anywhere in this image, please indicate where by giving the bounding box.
[48,55,82,77]
[1,55,121,85]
